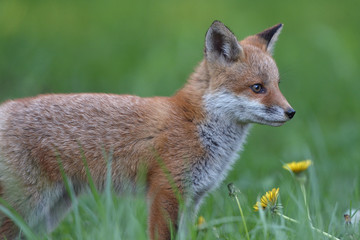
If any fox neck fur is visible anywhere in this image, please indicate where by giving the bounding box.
[176,60,251,195]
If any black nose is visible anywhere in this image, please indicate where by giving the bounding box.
[285,108,296,119]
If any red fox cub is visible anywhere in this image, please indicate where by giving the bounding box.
[0,21,295,239]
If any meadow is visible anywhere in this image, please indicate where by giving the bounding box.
[0,0,359,239]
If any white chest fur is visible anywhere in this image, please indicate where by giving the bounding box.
[190,91,251,201]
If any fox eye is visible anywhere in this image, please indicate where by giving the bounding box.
[250,84,266,93]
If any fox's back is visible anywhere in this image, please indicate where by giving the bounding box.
[0,94,171,183]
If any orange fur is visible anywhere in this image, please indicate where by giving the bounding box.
[0,21,294,240]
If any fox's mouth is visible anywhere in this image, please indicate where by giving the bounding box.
[261,120,287,127]
[252,115,288,127]
[267,120,287,127]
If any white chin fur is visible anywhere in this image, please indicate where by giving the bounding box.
[258,120,287,127]
[251,111,289,126]
[249,112,289,126]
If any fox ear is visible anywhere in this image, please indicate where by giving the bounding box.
[256,23,283,54]
[205,21,243,63]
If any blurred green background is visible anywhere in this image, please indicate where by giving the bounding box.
[0,0,359,237]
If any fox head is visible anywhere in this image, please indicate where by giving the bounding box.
[203,21,295,126]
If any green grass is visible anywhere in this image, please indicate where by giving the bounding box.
[0,0,359,239]
[4,162,356,239]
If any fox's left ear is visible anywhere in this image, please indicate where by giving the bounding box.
[205,20,244,63]
[245,23,283,55]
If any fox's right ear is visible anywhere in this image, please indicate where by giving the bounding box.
[205,21,244,63]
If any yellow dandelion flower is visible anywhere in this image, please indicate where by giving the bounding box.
[253,188,279,212]
[197,216,205,226]
[283,160,312,174]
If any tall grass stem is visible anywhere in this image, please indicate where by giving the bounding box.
[234,195,250,240]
